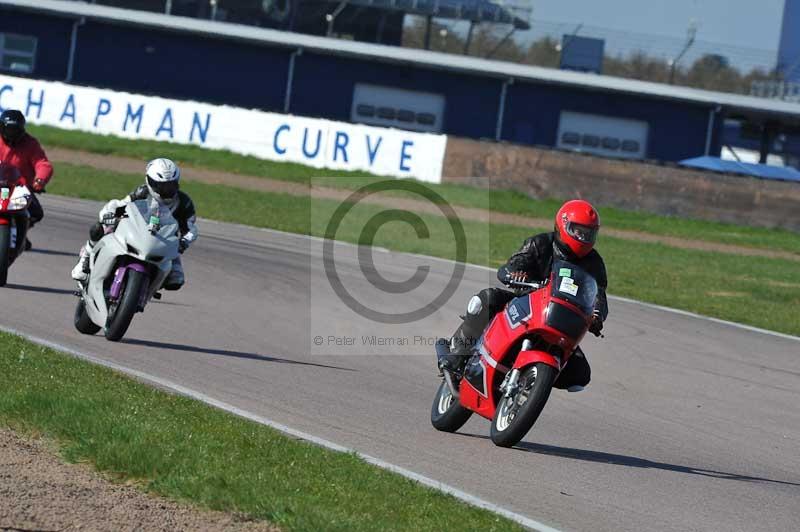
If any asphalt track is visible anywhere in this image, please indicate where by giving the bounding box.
[2,195,799,532]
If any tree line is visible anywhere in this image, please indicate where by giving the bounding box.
[402,19,776,95]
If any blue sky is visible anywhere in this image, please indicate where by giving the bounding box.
[532,0,786,52]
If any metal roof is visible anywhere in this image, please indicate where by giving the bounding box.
[337,0,531,29]
[5,0,800,125]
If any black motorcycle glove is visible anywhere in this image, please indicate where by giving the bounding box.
[589,310,604,336]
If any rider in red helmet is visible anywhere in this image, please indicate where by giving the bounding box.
[440,199,608,392]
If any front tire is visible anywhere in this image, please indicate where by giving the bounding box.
[74,298,101,335]
[104,269,146,342]
[430,380,473,433]
[0,224,9,287]
[490,363,557,448]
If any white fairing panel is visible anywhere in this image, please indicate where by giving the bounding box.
[83,200,180,326]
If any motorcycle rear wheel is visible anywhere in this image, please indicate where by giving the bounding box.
[490,363,557,448]
[0,224,9,287]
[74,297,101,335]
[104,269,146,342]
[430,379,473,432]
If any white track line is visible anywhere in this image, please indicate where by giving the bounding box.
[0,325,561,532]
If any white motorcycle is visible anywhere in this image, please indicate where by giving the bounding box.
[74,198,180,342]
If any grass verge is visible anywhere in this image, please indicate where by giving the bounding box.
[49,163,800,336]
[0,330,523,532]
[33,124,800,255]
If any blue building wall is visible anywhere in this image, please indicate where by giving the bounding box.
[0,11,74,81]
[0,6,722,162]
[778,0,800,82]
[503,82,720,161]
[291,52,502,140]
[73,21,289,111]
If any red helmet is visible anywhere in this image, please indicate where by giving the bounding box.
[0,161,19,188]
[554,199,600,258]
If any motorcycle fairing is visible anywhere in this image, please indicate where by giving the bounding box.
[0,185,30,262]
[457,262,597,421]
[83,200,179,326]
[513,349,562,371]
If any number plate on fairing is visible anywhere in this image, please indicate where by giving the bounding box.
[505,295,532,329]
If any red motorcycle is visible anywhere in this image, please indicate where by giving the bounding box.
[0,182,31,286]
[431,260,600,447]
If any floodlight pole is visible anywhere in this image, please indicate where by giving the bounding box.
[669,22,697,84]
[326,1,349,37]
[486,27,516,59]
[165,0,172,15]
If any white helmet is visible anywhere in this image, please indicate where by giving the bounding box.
[145,158,181,200]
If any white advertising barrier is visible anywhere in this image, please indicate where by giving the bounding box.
[0,74,447,183]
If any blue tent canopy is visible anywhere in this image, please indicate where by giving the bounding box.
[679,156,800,182]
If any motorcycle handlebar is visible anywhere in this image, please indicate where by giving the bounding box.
[505,279,542,290]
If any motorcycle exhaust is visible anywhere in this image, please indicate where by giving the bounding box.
[436,338,460,400]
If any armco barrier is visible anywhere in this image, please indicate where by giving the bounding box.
[0,74,447,183]
[443,137,800,232]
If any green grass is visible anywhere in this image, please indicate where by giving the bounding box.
[34,124,800,255]
[0,331,522,531]
[49,163,800,336]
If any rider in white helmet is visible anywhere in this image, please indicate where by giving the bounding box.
[71,158,198,290]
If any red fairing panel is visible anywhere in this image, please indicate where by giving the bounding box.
[513,349,562,371]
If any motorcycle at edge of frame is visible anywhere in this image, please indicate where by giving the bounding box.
[0,181,31,287]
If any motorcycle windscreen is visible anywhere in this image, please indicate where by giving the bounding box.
[550,260,598,315]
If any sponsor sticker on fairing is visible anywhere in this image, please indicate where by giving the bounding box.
[559,276,579,296]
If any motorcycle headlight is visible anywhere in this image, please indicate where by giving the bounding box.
[9,195,29,211]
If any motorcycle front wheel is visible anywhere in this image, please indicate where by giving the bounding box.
[104,269,146,342]
[430,379,473,433]
[490,363,557,448]
[0,224,9,286]
[74,297,101,335]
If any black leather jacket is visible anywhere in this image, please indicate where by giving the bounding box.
[498,231,609,320]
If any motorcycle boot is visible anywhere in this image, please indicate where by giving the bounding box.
[71,241,93,282]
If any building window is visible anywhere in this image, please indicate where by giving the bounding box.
[621,140,641,153]
[416,113,436,126]
[356,104,375,117]
[602,137,621,150]
[0,33,37,74]
[581,134,600,148]
[561,132,581,145]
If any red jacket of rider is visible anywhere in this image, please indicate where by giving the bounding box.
[0,133,53,189]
